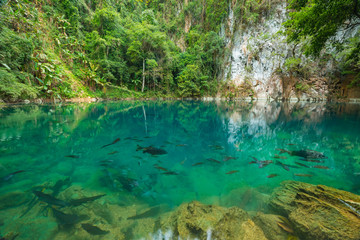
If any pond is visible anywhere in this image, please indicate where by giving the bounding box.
[0,100,360,239]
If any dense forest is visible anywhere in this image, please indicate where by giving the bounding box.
[0,0,359,102]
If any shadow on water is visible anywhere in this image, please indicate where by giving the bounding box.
[0,100,360,239]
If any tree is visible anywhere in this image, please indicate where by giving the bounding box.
[284,0,360,56]
[284,0,360,83]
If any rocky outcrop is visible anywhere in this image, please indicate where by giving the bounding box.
[269,181,360,240]
[162,201,268,240]
[252,212,289,240]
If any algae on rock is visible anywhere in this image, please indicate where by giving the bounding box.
[269,180,360,240]
[162,201,268,240]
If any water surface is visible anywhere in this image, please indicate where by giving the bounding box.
[1,101,359,239]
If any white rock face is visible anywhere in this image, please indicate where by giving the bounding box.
[223,3,329,100]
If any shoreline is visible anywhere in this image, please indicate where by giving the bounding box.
[1,96,360,105]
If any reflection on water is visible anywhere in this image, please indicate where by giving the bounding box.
[0,101,360,239]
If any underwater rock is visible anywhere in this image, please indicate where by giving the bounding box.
[0,192,31,210]
[163,201,267,240]
[269,180,360,240]
[252,212,289,240]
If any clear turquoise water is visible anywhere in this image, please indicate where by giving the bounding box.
[0,100,360,239]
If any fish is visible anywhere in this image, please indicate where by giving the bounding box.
[273,154,287,159]
[277,149,327,159]
[65,155,80,158]
[226,170,239,174]
[137,145,167,155]
[298,158,323,163]
[154,165,168,171]
[108,151,118,155]
[206,158,221,164]
[192,162,204,166]
[101,138,120,149]
[275,161,290,171]
[52,208,87,226]
[2,170,25,181]
[223,156,236,161]
[127,206,161,220]
[267,174,279,178]
[176,144,188,147]
[33,191,69,207]
[294,162,310,168]
[162,171,178,175]
[286,143,297,146]
[313,165,329,169]
[294,173,313,177]
[209,145,224,150]
[249,157,272,168]
[69,194,106,206]
[81,223,109,235]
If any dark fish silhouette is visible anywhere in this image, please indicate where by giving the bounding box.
[69,194,106,206]
[65,155,79,158]
[136,145,167,155]
[273,154,287,159]
[101,138,120,149]
[277,149,327,159]
[275,161,290,171]
[209,145,224,150]
[294,173,313,177]
[2,170,25,181]
[226,170,239,174]
[192,162,204,166]
[82,223,109,235]
[294,162,310,168]
[162,171,178,175]
[223,156,236,162]
[52,208,86,226]
[154,165,168,171]
[313,165,329,169]
[33,191,69,207]
[108,151,118,155]
[298,158,323,163]
[267,174,279,178]
[249,157,272,168]
[206,158,221,164]
[127,206,161,220]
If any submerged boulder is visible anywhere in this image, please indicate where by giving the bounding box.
[252,212,289,240]
[269,181,360,240]
[163,201,268,240]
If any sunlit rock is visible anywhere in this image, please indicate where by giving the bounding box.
[269,181,360,240]
[162,201,267,240]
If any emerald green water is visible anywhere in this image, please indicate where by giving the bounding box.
[0,101,360,239]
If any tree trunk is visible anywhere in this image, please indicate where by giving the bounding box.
[141,58,145,92]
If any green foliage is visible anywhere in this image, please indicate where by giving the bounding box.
[177,64,209,97]
[295,82,310,92]
[0,0,231,100]
[0,68,39,100]
[284,0,359,56]
[284,0,360,86]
